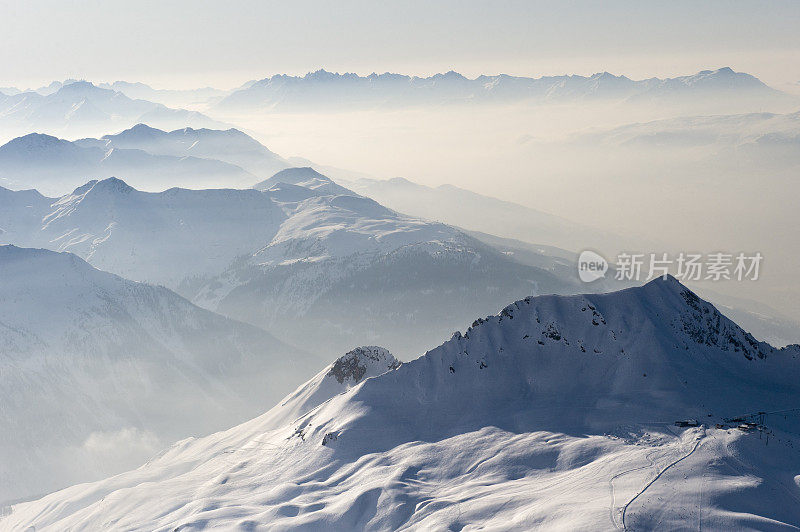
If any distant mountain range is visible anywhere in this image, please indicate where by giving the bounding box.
[214,67,794,112]
[0,124,289,195]
[0,79,233,108]
[8,278,800,529]
[2,68,793,123]
[0,81,226,140]
[0,245,316,504]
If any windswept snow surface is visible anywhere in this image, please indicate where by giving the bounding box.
[6,278,800,530]
[0,246,317,504]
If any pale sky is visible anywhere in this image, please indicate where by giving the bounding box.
[1,0,799,92]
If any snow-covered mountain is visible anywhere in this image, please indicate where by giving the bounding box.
[0,131,259,195]
[214,67,792,112]
[0,81,225,140]
[0,176,589,358]
[83,123,290,179]
[3,79,232,109]
[0,178,287,286]
[254,166,354,195]
[0,245,318,504]
[7,278,799,530]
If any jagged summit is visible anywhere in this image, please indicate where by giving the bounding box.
[214,67,786,111]
[327,346,401,385]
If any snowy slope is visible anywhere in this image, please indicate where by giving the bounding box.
[0,246,318,504]
[185,186,580,358]
[0,132,258,195]
[6,278,799,530]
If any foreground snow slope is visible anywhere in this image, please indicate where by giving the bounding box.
[0,246,318,504]
[7,277,800,530]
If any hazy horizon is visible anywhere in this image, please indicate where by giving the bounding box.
[1,1,799,94]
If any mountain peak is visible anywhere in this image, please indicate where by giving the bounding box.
[54,80,107,96]
[0,133,79,159]
[3,132,63,148]
[326,346,400,385]
[270,166,329,183]
[108,123,165,141]
[642,272,683,289]
[254,167,353,195]
[69,177,135,197]
[93,176,135,193]
[130,122,162,133]
[0,245,93,278]
[432,70,468,82]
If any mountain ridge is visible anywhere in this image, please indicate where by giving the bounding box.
[0,81,227,140]
[6,277,800,529]
[0,125,287,195]
[214,67,792,111]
